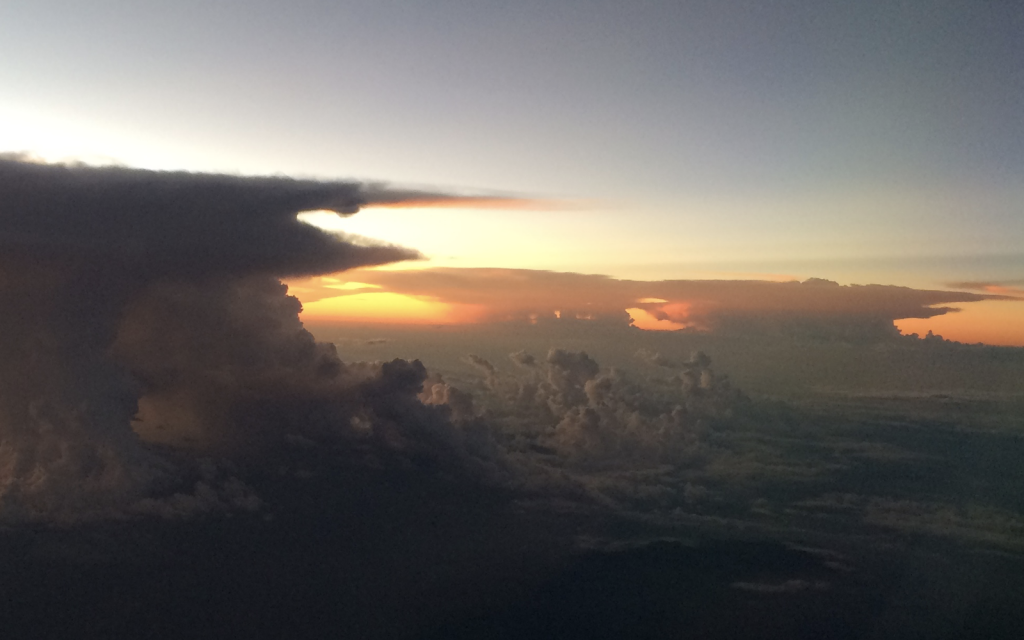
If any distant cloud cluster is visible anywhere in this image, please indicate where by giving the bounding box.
[417,347,744,506]
[294,268,1002,338]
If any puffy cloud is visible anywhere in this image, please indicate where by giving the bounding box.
[463,354,498,389]
[0,157,522,521]
[421,346,747,508]
[509,350,537,367]
[112,276,348,456]
[635,348,683,369]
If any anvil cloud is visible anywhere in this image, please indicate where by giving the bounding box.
[0,157,516,520]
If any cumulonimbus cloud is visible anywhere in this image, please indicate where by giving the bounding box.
[0,156,530,521]
[0,153,541,278]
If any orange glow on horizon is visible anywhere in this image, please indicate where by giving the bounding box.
[300,292,485,325]
[657,302,693,323]
[895,300,1024,346]
[288,268,1024,347]
[978,284,1024,296]
[626,308,690,331]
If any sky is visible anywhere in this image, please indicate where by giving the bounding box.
[2,0,1023,342]
[5,6,1024,637]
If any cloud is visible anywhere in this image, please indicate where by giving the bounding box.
[293,268,1002,338]
[464,354,498,376]
[0,157,525,521]
[509,350,537,368]
[0,155,526,279]
[731,579,830,594]
[3,154,1018,542]
[793,493,1024,550]
[416,346,746,508]
[947,280,1024,298]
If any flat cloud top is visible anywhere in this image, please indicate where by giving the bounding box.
[0,156,526,279]
[292,267,1005,328]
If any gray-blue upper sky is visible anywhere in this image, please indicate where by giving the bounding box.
[2,0,1022,284]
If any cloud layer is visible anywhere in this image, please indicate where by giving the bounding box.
[292,267,1003,337]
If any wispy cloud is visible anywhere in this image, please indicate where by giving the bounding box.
[947,280,1024,298]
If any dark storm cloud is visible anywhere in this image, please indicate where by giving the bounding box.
[0,154,515,278]
[0,157,524,521]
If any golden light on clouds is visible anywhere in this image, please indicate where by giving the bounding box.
[286,278,382,302]
[656,302,694,323]
[300,291,484,325]
[287,268,1024,345]
[977,284,1024,297]
[895,299,1024,346]
[295,203,623,274]
[625,308,689,331]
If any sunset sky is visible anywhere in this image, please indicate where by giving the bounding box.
[3,0,1023,343]
[6,5,1024,637]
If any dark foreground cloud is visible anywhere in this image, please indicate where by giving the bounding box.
[6,157,709,524]
[0,157,524,521]
[0,153,491,278]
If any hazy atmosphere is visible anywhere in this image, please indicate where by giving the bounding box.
[2,2,1023,638]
